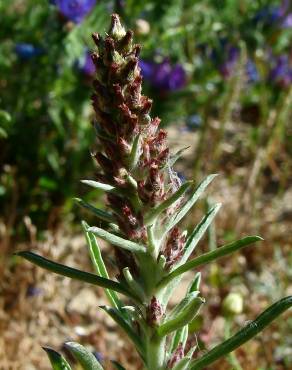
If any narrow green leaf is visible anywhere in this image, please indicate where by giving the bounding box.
[65,342,104,370]
[87,226,147,253]
[180,203,222,265]
[159,204,221,305]
[42,347,72,370]
[81,180,115,192]
[168,291,200,322]
[16,251,137,299]
[170,325,188,354]
[82,221,122,310]
[190,296,292,370]
[157,297,205,338]
[167,146,190,168]
[187,272,201,294]
[111,361,127,370]
[173,346,197,370]
[145,181,193,225]
[100,306,144,356]
[161,236,262,287]
[128,134,141,170]
[165,174,218,232]
[74,198,116,223]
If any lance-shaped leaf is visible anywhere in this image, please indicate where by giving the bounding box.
[16,251,138,300]
[74,198,116,223]
[160,236,262,288]
[187,272,201,294]
[128,134,141,170]
[42,347,72,370]
[157,297,205,338]
[82,221,122,310]
[87,226,147,253]
[65,342,104,370]
[167,146,190,168]
[159,204,221,305]
[170,325,188,354]
[111,361,127,370]
[99,306,144,356]
[173,346,197,370]
[81,180,116,192]
[168,291,200,322]
[190,296,292,370]
[165,174,218,233]
[179,203,221,266]
[144,181,193,226]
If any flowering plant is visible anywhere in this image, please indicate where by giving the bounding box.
[18,14,292,370]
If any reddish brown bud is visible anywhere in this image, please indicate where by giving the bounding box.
[167,343,184,368]
[146,297,164,326]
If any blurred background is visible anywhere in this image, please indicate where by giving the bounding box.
[0,0,291,369]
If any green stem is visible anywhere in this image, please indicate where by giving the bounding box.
[145,333,166,370]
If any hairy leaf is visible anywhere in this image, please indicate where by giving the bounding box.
[65,342,104,370]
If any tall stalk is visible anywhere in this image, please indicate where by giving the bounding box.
[18,15,292,370]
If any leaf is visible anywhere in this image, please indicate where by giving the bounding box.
[65,342,104,370]
[99,306,144,356]
[81,180,116,192]
[87,226,147,253]
[111,361,127,370]
[16,251,137,300]
[157,297,205,338]
[159,204,221,305]
[42,347,72,370]
[168,291,200,322]
[144,181,193,226]
[165,174,218,233]
[190,296,292,370]
[172,346,197,370]
[167,146,190,168]
[180,203,222,266]
[187,272,201,294]
[170,325,188,354]
[128,134,141,170]
[161,236,263,287]
[82,221,122,310]
[74,198,116,223]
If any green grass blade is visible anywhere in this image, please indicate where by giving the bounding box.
[111,361,127,370]
[87,226,146,253]
[42,347,72,370]
[65,342,104,370]
[16,251,137,300]
[190,296,292,370]
[161,236,262,287]
[74,198,116,223]
[82,221,122,310]
[165,174,218,232]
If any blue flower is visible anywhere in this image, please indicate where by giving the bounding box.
[246,60,259,83]
[54,0,96,24]
[269,55,292,87]
[185,114,202,131]
[140,59,186,92]
[79,50,95,76]
[14,43,43,60]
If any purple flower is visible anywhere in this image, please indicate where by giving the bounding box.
[139,59,186,92]
[282,13,292,28]
[269,55,292,87]
[79,50,95,76]
[246,60,259,83]
[54,0,96,24]
[219,46,239,78]
[15,43,43,60]
[186,114,202,131]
